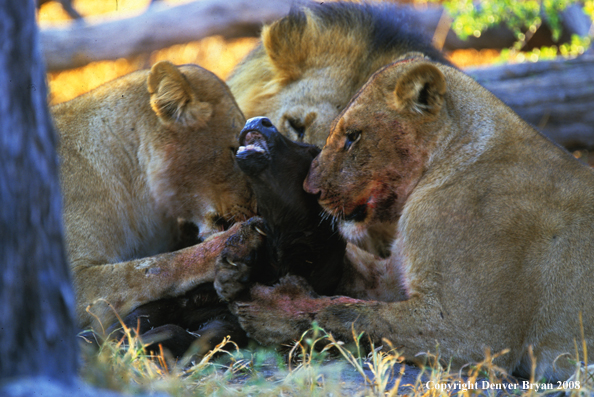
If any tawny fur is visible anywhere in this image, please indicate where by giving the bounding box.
[225,57,594,382]
[53,61,255,330]
[227,2,449,148]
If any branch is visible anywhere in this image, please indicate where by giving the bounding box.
[41,0,295,71]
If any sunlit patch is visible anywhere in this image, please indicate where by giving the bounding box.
[38,2,258,105]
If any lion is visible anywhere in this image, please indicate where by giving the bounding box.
[227,1,450,149]
[215,56,594,382]
[53,61,255,330]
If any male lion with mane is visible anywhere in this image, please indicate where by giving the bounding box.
[54,61,255,330]
[228,1,450,148]
[216,56,594,382]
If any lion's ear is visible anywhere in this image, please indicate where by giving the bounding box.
[393,63,446,115]
[147,61,213,127]
[261,13,308,82]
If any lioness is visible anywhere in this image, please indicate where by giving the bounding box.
[217,56,594,381]
[53,61,255,329]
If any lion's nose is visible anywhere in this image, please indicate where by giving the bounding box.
[304,157,325,199]
[303,177,319,195]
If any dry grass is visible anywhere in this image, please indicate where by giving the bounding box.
[80,321,347,396]
[79,319,594,397]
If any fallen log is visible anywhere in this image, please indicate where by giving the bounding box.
[468,54,594,150]
[40,0,294,72]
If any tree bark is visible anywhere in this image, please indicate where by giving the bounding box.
[41,0,294,72]
[469,54,594,149]
[0,0,77,384]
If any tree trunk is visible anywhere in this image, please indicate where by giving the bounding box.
[0,0,77,385]
[468,54,594,150]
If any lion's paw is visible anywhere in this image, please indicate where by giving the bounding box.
[231,300,313,345]
[214,217,266,301]
[230,276,319,345]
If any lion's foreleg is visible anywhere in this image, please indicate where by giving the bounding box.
[233,280,499,371]
[314,296,515,371]
[74,223,242,331]
[337,243,409,302]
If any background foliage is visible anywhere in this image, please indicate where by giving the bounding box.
[437,0,593,60]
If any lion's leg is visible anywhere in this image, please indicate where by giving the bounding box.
[313,297,480,367]
[338,243,409,302]
[232,278,519,373]
[74,223,242,331]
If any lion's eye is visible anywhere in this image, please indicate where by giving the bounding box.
[288,118,305,140]
[344,130,361,151]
